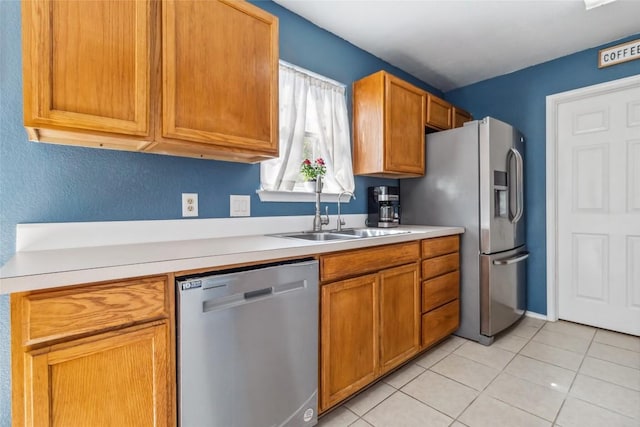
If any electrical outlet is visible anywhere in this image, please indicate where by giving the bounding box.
[182,193,198,217]
[230,195,250,217]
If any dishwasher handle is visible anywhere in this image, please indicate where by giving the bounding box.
[244,287,273,300]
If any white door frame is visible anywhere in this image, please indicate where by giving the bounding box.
[545,74,640,321]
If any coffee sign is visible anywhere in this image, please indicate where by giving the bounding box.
[599,39,640,68]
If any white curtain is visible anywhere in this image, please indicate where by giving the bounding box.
[260,62,355,193]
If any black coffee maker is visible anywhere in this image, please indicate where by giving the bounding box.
[367,186,400,228]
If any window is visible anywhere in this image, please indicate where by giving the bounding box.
[259,61,355,201]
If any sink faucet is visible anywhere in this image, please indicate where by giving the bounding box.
[313,177,330,231]
[336,191,354,231]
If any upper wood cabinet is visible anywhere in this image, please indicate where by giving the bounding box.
[425,95,473,131]
[22,0,153,151]
[353,71,426,178]
[149,0,278,160]
[21,0,279,163]
[425,94,452,130]
[453,106,473,128]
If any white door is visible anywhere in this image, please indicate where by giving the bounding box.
[557,83,640,336]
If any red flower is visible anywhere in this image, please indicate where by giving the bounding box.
[303,159,311,165]
[316,158,325,165]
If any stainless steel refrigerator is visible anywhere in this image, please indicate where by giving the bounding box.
[401,117,528,345]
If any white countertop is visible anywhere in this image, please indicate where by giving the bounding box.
[0,217,463,294]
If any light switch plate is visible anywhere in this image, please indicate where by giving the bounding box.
[230,195,250,217]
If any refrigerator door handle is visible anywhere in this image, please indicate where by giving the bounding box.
[492,251,529,265]
[509,147,524,224]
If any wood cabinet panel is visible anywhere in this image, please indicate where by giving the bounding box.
[11,275,175,427]
[384,76,426,175]
[421,235,459,259]
[352,71,384,176]
[353,71,425,177]
[22,0,151,137]
[422,271,460,313]
[25,322,170,427]
[320,241,420,282]
[421,252,459,280]
[320,274,378,412]
[22,0,279,163]
[22,277,168,346]
[379,263,420,374]
[425,94,452,130]
[421,300,459,348]
[161,0,278,154]
[453,107,472,128]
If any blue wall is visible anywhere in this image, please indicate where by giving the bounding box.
[0,1,441,424]
[445,34,640,315]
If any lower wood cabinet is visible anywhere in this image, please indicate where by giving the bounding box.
[379,263,420,374]
[421,299,460,349]
[24,322,170,426]
[320,274,378,411]
[11,275,174,427]
[420,235,461,349]
[319,242,421,413]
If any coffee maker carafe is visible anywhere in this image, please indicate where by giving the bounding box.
[367,186,400,228]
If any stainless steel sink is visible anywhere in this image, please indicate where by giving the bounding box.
[271,228,410,241]
[273,231,362,241]
[336,228,411,238]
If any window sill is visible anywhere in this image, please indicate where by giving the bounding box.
[256,190,353,203]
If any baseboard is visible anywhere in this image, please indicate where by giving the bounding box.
[525,311,548,321]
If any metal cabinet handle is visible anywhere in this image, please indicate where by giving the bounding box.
[493,251,529,265]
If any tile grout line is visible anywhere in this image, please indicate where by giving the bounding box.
[466,323,557,424]
[354,338,466,425]
[396,388,457,423]
[548,327,596,426]
[570,329,640,419]
[586,341,640,369]
[448,321,546,425]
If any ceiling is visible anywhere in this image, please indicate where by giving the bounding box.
[273,0,640,92]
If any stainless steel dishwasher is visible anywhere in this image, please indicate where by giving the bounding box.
[176,258,319,427]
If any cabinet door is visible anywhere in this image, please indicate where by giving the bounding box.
[162,0,278,155]
[384,75,425,175]
[378,263,420,374]
[426,94,452,130]
[23,323,170,427]
[320,275,378,412]
[453,107,472,128]
[22,0,151,136]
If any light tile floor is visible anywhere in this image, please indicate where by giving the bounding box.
[317,318,640,427]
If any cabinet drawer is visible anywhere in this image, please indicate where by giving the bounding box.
[421,235,459,259]
[21,276,169,346]
[421,299,459,348]
[422,271,459,313]
[421,252,459,280]
[321,241,419,282]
